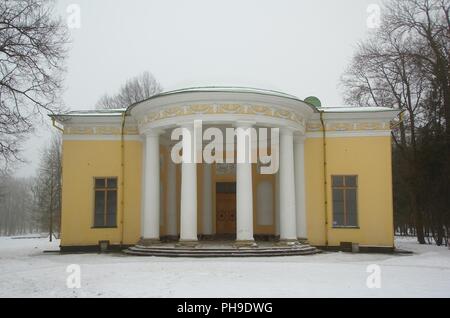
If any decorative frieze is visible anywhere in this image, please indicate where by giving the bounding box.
[64,125,139,135]
[138,103,306,127]
[306,120,390,133]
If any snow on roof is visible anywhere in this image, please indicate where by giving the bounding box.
[51,87,397,117]
[318,106,396,113]
[155,86,301,100]
[51,108,127,117]
[58,106,397,117]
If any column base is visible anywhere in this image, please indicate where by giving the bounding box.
[297,238,309,244]
[160,235,179,242]
[176,240,199,248]
[276,239,299,246]
[234,240,258,248]
[139,238,162,246]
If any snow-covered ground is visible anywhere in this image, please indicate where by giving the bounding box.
[0,236,449,298]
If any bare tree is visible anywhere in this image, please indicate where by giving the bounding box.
[32,133,62,240]
[0,0,68,169]
[0,175,34,236]
[96,71,162,109]
[341,0,449,245]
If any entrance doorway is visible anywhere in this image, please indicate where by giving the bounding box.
[215,182,236,237]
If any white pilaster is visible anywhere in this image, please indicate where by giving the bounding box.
[275,171,280,237]
[279,128,297,241]
[180,124,198,242]
[166,154,177,237]
[294,136,307,240]
[236,122,255,242]
[202,164,213,235]
[142,132,160,242]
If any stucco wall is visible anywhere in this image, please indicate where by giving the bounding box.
[305,136,394,247]
[60,140,142,246]
[60,135,394,248]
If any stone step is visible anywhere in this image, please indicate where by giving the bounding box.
[132,245,316,252]
[123,250,318,257]
[123,244,320,257]
[126,249,317,255]
[128,246,317,254]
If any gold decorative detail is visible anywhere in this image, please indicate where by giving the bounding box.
[123,127,139,135]
[186,104,214,114]
[248,105,272,116]
[328,123,353,131]
[306,123,322,131]
[274,109,292,119]
[292,112,305,125]
[161,106,184,118]
[66,127,94,135]
[64,125,139,135]
[136,103,309,127]
[217,104,245,114]
[306,121,390,133]
[95,127,121,135]
[355,122,384,130]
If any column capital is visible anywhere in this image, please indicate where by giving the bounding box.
[143,128,164,137]
[294,135,306,144]
[280,127,296,135]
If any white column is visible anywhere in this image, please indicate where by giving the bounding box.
[180,124,198,243]
[141,132,160,243]
[236,122,254,242]
[202,164,213,235]
[294,136,307,241]
[166,154,177,237]
[279,128,297,242]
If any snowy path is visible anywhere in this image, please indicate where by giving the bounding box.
[0,236,449,297]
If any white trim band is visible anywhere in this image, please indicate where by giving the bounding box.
[306,130,391,138]
[62,134,142,141]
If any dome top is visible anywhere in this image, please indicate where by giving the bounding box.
[151,86,301,101]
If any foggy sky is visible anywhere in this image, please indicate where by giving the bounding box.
[15,0,381,177]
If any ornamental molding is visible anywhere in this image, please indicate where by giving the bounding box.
[306,120,390,133]
[64,125,139,135]
[136,103,307,127]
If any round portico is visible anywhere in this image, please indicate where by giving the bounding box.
[127,87,316,247]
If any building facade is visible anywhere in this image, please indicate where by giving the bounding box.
[52,87,399,251]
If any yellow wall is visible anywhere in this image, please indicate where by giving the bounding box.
[60,135,394,248]
[304,136,394,247]
[60,140,142,246]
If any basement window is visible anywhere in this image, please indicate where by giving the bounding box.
[332,175,358,228]
[93,177,118,228]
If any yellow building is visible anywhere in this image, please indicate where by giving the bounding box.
[51,87,399,254]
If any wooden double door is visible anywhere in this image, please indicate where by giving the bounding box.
[216,182,236,235]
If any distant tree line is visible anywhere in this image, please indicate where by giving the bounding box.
[0,70,161,238]
[0,134,61,237]
[341,0,449,245]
